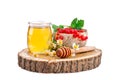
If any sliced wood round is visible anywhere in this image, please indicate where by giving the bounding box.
[18,48,102,73]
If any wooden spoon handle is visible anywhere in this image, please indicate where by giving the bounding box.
[71,46,96,54]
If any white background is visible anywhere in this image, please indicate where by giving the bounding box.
[0,0,120,80]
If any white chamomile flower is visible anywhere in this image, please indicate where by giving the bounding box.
[45,50,51,55]
[72,43,79,50]
[48,50,56,57]
[57,39,63,46]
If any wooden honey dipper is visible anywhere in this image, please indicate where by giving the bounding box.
[56,46,96,58]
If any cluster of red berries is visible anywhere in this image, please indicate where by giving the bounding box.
[55,28,88,41]
[55,34,64,40]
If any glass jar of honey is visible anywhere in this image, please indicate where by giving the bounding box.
[27,22,52,54]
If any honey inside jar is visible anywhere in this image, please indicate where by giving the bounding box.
[27,22,52,54]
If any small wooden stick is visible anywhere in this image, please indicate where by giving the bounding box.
[71,46,96,54]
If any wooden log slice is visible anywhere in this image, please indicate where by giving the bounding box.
[18,48,102,73]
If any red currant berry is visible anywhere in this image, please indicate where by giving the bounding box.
[79,29,84,33]
[71,29,74,34]
[59,35,64,40]
[73,29,77,34]
[67,30,71,34]
[58,29,63,33]
[62,29,66,33]
[73,34,77,38]
[56,32,59,35]
[77,32,80,37]
[57,28,60,31]
[84,36,88,40]
[63,29,66,33]
[80,35,84,40]
[55,36,59,40]
[78,34,82,38]
[80,35,88,41]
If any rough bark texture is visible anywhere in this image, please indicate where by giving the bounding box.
[18,48,102,73]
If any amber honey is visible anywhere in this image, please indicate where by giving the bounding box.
[27,22,52,54]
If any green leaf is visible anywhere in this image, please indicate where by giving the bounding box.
[52,24,58,32]
[53,39,57,44]
[76,20,84,29]
[70,18,84,30]
[79,20,84,27]
[71,18,78,29]
[58,25,64,28]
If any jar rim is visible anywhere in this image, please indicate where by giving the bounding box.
[28,21,51,27]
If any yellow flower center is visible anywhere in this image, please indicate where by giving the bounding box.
[74,45,79,49]
[72,43,79,50]
[57,40,63,45]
